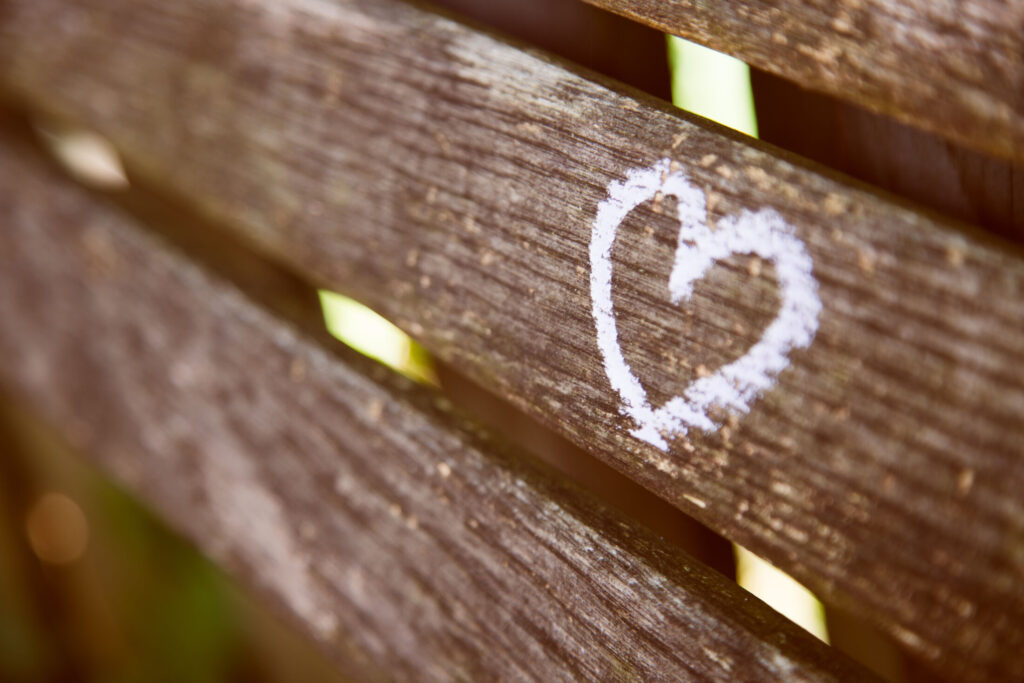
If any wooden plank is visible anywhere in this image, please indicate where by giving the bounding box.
[1,1,1023,678]
[579,0,1024,162]
[0,138,872,681]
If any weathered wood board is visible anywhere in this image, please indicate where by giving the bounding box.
[581,0,1024,162]
[2,1,1023,678]
[0,137,874,681]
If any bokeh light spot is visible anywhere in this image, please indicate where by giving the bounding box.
[25,492,90,565]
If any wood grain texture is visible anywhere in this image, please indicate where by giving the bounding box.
[0,138,874,681]
[1,1,1023,678]
[580,0,1024,162]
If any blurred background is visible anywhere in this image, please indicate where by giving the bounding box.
[0,399,343,683]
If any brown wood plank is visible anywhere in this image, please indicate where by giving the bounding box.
[0,137,873,681]
[579,0,1024,162]
[1,1,1022,678]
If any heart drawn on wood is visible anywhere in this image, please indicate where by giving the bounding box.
[590,159,822,451]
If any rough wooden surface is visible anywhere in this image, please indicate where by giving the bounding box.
[581,0,1024,161]
[1,1,1023,679]
[0,137,875,681]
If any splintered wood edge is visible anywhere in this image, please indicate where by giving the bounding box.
[1,0,1022,678]
[582,0,1024,162]
[0,137,873,680]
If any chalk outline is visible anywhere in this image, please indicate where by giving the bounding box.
[590,158,821,450]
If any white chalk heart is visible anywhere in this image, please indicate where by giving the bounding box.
[590,159,821,451]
